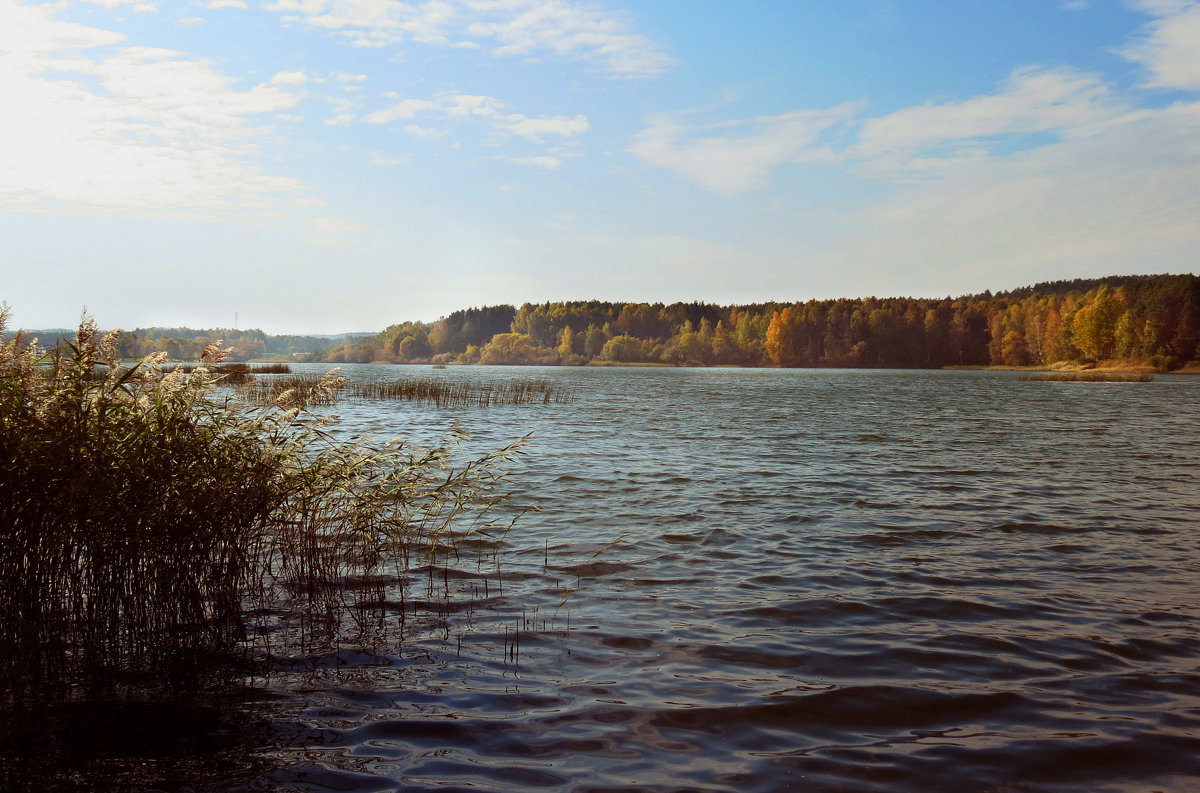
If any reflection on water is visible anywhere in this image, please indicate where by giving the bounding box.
[37,366,1200,792]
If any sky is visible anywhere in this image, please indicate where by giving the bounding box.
[2,0,1200,334]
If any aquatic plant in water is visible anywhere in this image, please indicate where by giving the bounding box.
[238,372,575,407]
[0,308,525,711]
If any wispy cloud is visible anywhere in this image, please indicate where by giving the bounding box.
[464,0,674,77]
[631,66,1136,193]
[505,154,563,169]
[827,98,1200,292]
[628,105,856,194]
[79,0,157,9]
[262,0,673,77]
[403,124,445,139]
[366,91,589,142]
[1122,0,1200,90]
[0,0,309,217]
[852,67,1127,174]
[626,46,1200,290]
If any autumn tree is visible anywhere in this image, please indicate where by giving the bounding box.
[765,308,799,367]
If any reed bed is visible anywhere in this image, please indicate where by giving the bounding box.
[350,376,576,407]
[1020,371,1154,382]
[169,362,293,374]
[238,373,575,407]
[165,362,292,384]
[238,373,346,406]
[0,311,524,714]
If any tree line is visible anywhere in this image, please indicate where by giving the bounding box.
[6,326,349,362]
[318,274,1198,370]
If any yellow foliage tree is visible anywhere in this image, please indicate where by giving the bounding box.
[765,308,798,367]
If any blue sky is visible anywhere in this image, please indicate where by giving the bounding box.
[2,0,1199,333]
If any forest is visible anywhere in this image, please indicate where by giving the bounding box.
[7,326,354,362]
[318,274,1199,371]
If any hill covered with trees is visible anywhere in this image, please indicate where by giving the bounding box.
[317,274,1198,371]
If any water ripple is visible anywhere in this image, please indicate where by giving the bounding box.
[245,366,1200,793]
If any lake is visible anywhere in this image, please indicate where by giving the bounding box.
[247,365,1200,793]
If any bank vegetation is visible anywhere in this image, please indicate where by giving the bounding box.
[316,273,1198,371]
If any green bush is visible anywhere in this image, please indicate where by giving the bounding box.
[0,309,523,705]
[1148,353,1179,373]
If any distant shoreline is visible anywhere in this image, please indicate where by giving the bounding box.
[945,361,1200,375]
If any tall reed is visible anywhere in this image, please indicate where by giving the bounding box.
[238,374,575,407]
[351,375,575,406]
[167,362,292,384]
[0,310,524,709]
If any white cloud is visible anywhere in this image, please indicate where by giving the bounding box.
[631,67,1137,194]
[365,91,588,141]
[404,124,445,138]
[270,70,308,85]
[442,92,505,118]
[1123,0,1200,90]
[365,98,438,122]
[853,67,1127,174]
[826,98,1200,291]
[505,154,562,169]
[629,105,856,194]
[0,0,308,217]
[501,113,588,140]
[78,0,150,7]
[76,0,159,9]
[0,0,124,54]
[464,0,674,77]
[627,52,1200,289]
[178,16,204,25]
[263,0,672,77]
[204,0,248,8]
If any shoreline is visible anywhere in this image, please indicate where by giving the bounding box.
[944,361,1200,375]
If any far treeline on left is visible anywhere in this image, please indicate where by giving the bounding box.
[6,273,1198,371]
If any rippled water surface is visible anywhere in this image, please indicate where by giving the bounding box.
[250,366,1200,793]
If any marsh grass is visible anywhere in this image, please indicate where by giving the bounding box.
[238,373,575,407]
[350,376,576,406]
[0,309,525,716]
[238,373,345,405]
[1020,372,1154,382]
[167,362,292,384]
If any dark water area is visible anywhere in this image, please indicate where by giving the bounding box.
[44,366,1200,792]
